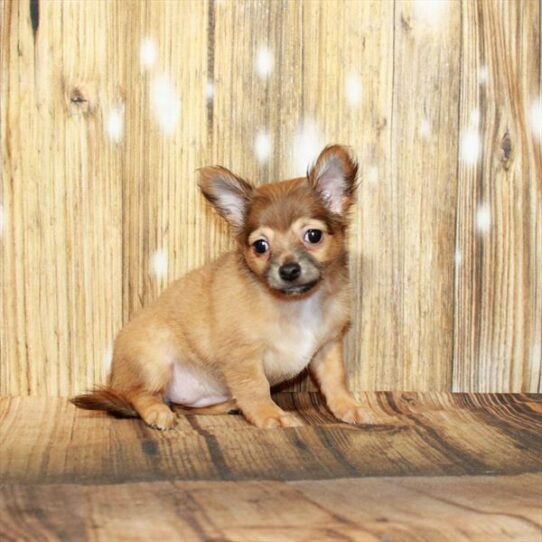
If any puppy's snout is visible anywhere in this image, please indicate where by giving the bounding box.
[279,262,301,282]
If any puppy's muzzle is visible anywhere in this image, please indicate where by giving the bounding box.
[279,263,301,282]
[266,253,322,295]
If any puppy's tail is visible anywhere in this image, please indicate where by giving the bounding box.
[70,387,138,419]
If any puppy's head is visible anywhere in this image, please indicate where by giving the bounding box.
[199,145,358,298]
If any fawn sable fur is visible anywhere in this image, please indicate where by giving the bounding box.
[72,145,369,429]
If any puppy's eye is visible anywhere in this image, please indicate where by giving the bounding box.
[253,239,269,254]
[304,229,323,244]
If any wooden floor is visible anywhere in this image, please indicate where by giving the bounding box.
[1,392,541,541]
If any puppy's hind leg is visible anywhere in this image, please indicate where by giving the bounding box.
[126,390,177,430]
[73,326,178,430]
[71,385,176,429]
[109,337,178,430]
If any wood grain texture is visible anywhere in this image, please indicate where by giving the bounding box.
[0,0,540,396]
[453,0,542,392]
[1,393,540,484]
[1,474,540,542]
[362,0,461,391]
[1,0,124,395]
[122,0,209,318]
[298,0,396,392]
[0,392,541,541]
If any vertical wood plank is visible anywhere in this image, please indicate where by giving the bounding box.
[299,0,395,390]
[1,0,124,395]
[394,0,461,391]
[122,0,209,318]
[355,0,461,391]
[211,0,308,385]
[210,0,303,252]
[453,0,542,392]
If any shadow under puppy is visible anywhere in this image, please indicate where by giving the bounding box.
[72,144,367,429]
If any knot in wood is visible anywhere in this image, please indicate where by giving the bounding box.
[501,130,513,170]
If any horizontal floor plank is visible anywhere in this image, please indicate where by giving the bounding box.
[0,474,540,542]
[1,393,540,484]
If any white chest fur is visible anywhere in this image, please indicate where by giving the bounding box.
[263,293,326,385]
[166,362,229,407]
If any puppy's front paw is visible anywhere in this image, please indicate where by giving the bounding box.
[250,410,303,429]
[330,401,375,425]
[263,412,303,429]
[330,400,409,426]
[142,405,177,430]
[330,402,370,424]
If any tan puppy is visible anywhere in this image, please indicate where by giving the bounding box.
[72,145,366,429]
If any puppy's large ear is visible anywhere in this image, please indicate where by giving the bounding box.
[198,166,254,230]
[307,145,358,214]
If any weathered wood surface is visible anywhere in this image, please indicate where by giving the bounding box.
[1,393,541,485]
[1,474,540,542]
[377,0,461,392]
[1,0,125,396]
[1,393,541,541]
[453,0,542,392]
[1,0,541,396]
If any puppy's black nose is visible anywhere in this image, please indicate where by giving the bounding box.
[279,262,301,282]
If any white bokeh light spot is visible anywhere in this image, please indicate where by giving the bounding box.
[366,165,379,186]
[151,75,180,135]
[254,131,272,163]
[105,104,125,143]
[151,249,168,280]
[420,118,431,139]
[460,129,481,165]
[140,38,157,70]
[478,65,489,85]
[454,248,462,267]
[412,0,449,28]
[205,81,214,100]
[345,73,362,107]
[476,203,491,234]
[255,47,273,79]
[292,119,324,176]
[103,346,113,372]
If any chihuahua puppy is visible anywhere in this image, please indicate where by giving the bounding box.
[72,144,366,429]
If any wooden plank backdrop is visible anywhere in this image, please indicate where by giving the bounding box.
[1,0,540,397]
